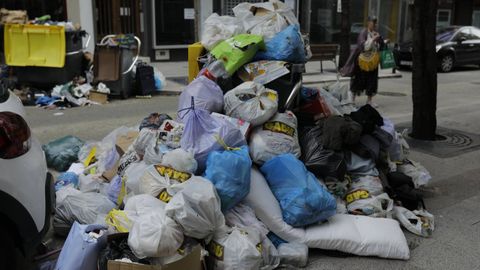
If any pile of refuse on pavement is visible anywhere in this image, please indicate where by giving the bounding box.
[42,1,434,269]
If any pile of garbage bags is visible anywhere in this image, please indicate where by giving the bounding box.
[45,1,434,269]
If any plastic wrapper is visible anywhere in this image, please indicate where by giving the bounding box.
[180,108,246,173]
[43,135,85,171]
[277,242,308,268]
[397,160,432,188]
[201,13,245,50]
[249,111,301,165]
[177,76,224,121]
[224,81,278,126]
[204,145,252,211]
[105,209,137,233]
[260,154,336,227]
[209,227,263,270]
[225,203,269,237]
[393,206,434,237]
[165,177,226,241]
[350,175,384,196]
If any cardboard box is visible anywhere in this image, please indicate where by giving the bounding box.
[107,245,203,270]
[89,91,108,104]
[116,131,139,156]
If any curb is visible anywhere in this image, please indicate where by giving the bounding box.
[303,72,402,85]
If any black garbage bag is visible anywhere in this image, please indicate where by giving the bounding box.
[300,125,346,181]
[42,135,85,171]
[98,235,149,270]
[386,171,425,210]
[349,104,383,134]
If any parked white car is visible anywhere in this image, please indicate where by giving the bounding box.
[0,86,54,269]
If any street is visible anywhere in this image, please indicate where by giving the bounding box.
[26,64,480,269]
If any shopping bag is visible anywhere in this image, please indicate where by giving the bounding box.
[380,49,395,69]
[210,34,265,76]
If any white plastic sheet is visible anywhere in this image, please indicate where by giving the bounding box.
[393,206,434,237]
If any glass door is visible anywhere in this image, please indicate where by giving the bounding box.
[152,0,195,47]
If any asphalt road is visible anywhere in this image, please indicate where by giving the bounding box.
[27,65,480,270]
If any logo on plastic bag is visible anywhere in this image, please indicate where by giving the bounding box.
[154,165,192,183]
[263,121,295,137]
[158,188,173,203]
[209,240,224,261]
[345,189,370,204]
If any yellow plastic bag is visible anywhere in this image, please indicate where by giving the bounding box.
[105,209,135,233]
[358,51,380,72]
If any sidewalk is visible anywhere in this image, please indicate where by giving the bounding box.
[149,60,402,95]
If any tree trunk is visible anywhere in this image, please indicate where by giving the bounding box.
[411,0,438,140]
[339,0,351,68]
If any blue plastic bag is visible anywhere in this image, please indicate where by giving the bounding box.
[106,175,123,205]
[55,172,79,191]
[55,222,107,270]
[260,154,336,227]
[255,25,306,63]
[204,145,252,211]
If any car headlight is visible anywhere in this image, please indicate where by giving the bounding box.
[436,45,441,52]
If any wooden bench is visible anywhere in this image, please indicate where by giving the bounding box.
[309,44,340,73]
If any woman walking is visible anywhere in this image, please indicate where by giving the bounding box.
[341,16,386,107]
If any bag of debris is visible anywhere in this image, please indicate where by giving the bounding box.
[346,192,394,218]
[180,108,246,173]
[393,206,434,238]
[54,222,107,270]
[208,227,263,270]
[43,135,85,171]
[277,242,309,268]
[224,81,278,126]
[53,192,116,236]
[249,111,301,165]
[260,154,336,227]
[158,120,184,149]
[165,177,226,241]
[204,145,252,211]
[128,208,184,259]
[397,160,432,188]
[233,0,299,41]
[210,34,265,76]
[132,128,159,158]
[299,124,346,181]
[139,113,172,131]
[201,13,245,51]
[255,25,306,63]
[178,76,224,120]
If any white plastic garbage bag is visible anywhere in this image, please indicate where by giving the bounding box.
[162,148,198,173]
[105,209,138,233]
[249,111,301,165]
[55,186,81,207]
[397,160,432,188]
[393,206,434,237]
[201,13,245,50]
[260,237,280,270]
[123,161,149,195]
[124,194,166,216]
[209,227,263,270]
[133,128,159,157]
[165,177,226,241]
[53,192,116,236]
[233,0,299,41]
[225,203,269,237]
[224,81,278,126]
[390,129,410,162]
[128,210,184,259]
[346,192,394,218]
[277,242,308,268]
